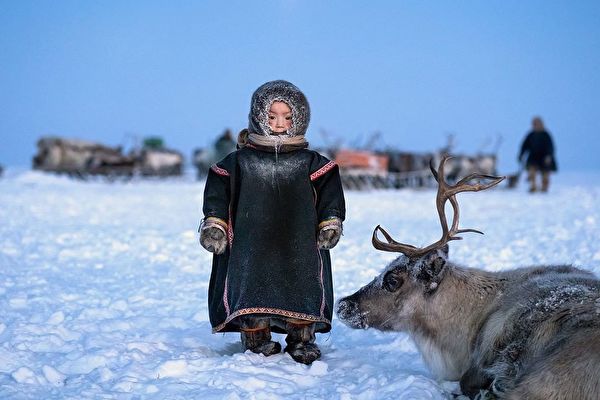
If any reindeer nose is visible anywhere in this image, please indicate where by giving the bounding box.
[336,297,364,328]
[336,298,351,317]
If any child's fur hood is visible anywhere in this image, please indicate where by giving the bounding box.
[248,80,310,137]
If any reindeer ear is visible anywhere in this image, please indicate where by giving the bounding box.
[440,244,449,258]
[415,251,448,293]
[431,256,446,276]
[424,248,447,273]
[416,251,446,281]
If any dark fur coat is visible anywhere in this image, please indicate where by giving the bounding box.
[203,146,345,333]
[519,130,557,171]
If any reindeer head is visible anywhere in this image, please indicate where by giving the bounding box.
[337,246,451,331]
[337,156,504,332]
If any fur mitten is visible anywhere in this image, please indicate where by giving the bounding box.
[317,218,342,250]
[199,217,228,255]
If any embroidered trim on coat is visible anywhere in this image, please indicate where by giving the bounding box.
[212,307,331,333]
[317,249,326,318]
[318,217,341,229]
[223,275,230,316]
[310,161,336,181]
[223,208,233,316]
[227,207,234,248]
[211,164,230,176]
[204,216,228,231]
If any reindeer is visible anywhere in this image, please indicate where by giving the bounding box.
[337,157,600,399]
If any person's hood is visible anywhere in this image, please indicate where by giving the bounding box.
[248,80,310,137]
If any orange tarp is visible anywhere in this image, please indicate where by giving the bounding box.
[334,149,389,172]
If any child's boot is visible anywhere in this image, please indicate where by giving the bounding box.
[240,317,281,356]
[284,320,321,365]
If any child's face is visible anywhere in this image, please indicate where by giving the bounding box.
[268,101,292,134]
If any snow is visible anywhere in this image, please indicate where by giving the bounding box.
[1,169,599,399]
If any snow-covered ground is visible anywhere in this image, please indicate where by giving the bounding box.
[1,169,599,399]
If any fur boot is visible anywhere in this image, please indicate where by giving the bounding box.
[240,317,281,356]
[284,320,321,365]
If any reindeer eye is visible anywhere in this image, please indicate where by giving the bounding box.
[383,272,404,292]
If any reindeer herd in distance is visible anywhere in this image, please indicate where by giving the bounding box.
[28,131,505,190]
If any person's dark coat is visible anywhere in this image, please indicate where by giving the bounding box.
[519,130,557,172]
[203,146,345,334]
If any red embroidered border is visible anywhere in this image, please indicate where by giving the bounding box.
[212,307,331,333]
[223,276,230,316]
[317,248,326,318]
[310,161,336,181]
[223,207,233,316]
[227,207,234,248]
[211,164,230,176]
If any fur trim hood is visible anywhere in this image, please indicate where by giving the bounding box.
[248,80,310,137]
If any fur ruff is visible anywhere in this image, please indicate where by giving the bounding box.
[248,80,310,137]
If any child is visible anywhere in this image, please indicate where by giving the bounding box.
[199,80,346,364]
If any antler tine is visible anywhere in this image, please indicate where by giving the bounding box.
[447,193,460,234]
[429,157,440,182]
[372,225,420,257]
[444,195,483,237]
[372,225,402,246]
[452,173,505,195]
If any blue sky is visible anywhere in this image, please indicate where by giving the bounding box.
[1,0,599,171]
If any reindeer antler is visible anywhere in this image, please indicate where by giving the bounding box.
[372,155,505,258]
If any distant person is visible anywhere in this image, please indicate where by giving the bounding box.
[214,129,236,159]
[518,116,557,192]
[193,130,237,180]
[199,80,345,364]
